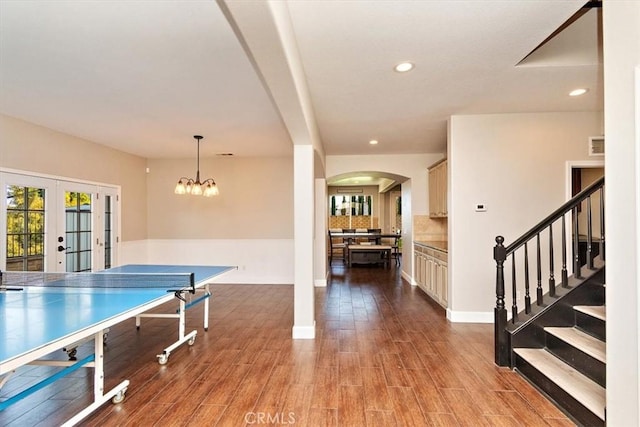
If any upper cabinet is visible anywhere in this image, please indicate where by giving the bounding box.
[428,159,447,218]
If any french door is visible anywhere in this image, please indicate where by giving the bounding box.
[1,171,119,272]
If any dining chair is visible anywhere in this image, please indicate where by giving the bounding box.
[328,228,347,265]
[380,233,401,266]
[391,235,402,266]
[342,228,356,246]
[367,228,382,244]
[354,228,368,244]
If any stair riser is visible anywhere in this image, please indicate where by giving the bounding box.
[515,354,605,427]
[511,279,605,350]
[546,333,606,388]
[575,311,606,341]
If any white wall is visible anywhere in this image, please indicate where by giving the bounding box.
[142,156,295,285]
[448,112,602,322]
[125,239,294,284]
[603,2,640,423]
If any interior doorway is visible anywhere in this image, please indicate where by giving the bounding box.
[568,161,604,268]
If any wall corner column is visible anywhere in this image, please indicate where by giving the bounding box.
[292,145,316,339]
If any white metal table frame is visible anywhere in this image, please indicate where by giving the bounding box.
[0,295,170,426]
[135,283,213,364]
[0,265,236,426]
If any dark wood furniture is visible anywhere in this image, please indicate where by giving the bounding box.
[348,244,391,268]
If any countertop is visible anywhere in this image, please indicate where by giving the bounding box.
[414,240,448,252]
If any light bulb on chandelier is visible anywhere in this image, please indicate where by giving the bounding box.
[174,135,219,197]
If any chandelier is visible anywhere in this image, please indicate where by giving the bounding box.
[174,135,219,197]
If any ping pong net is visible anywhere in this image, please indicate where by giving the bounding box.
[0,270,196,296]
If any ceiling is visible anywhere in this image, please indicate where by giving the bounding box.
[0,1,602,170]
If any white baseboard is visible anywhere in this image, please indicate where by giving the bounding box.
[292,322,316,339]
[401,270,413,284]
[119,240,148,265]
[133,239,294,284]
[446,309,493,323]
[315,279,327,287]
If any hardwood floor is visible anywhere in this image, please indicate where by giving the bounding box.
[0,262,574,426]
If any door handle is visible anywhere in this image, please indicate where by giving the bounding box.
[58,245,70,252]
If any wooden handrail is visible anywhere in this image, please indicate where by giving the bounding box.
[504,176,604,255]
[493,176,605,366]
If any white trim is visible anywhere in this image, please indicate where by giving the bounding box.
[0,166,120,189]
[401,270,413,285]
[292,323,316,339]
[563,160,605,276]
[635,66,640,406]
[564,160,605,201]
[314,279,327,287]
[446,309,493,323]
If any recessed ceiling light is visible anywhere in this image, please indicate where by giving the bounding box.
[394,62,414,73]
[369,140,379,145]
[569,88,588,97]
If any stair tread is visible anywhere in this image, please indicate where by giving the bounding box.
[514,348,605,420]
[545,327,606,363]
[574,305,606,321]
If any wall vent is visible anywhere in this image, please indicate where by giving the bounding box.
[588,136,604,156]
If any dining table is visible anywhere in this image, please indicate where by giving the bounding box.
[329,231,401,245]
[329,231,401,266]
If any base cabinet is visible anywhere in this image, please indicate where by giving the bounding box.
[414,243,448,308]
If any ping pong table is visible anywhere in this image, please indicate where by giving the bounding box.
[0,264,236,426]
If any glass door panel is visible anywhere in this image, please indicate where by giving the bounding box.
[63,190,93,272]
[5,185,46,271]
[100,189,118,270]
[104,195,113,268]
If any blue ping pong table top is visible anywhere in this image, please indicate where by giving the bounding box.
[0,264,235,368]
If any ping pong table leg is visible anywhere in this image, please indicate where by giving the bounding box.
[60,329,129,427]
[156,297,198,365]
[94,329,105,401]
[204,283,210,331]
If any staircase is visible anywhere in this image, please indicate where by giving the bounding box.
[493,176,606,426]
[511,274,606,426]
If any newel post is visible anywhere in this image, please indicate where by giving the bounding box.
[494,236,509,366]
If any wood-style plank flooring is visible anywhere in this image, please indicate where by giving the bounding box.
[0,262,575,426]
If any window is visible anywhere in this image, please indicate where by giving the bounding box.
[5,185,45,271]
[329,195,372,216]
[328,194,374,229]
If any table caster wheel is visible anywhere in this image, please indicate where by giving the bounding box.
[158,354,169,365]
[188,337,196,346]
[112,390,126,404]
[66,347,77,361]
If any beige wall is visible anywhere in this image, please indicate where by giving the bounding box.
[0,114,147,241]
[448,111,603,320]
[0,114,295,279]
[146,156,293,239]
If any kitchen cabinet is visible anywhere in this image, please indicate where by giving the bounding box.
[428,159,447,218]
[413,242,448,308]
